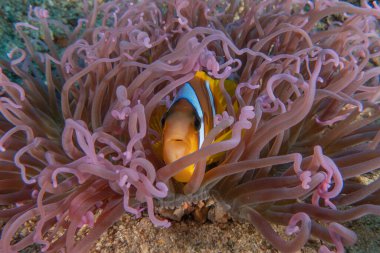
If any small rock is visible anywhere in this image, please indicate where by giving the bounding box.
[158,205,186,221]
[193,205,209,223]
[208,203,230,223]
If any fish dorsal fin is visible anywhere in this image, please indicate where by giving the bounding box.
[194,71,237,115]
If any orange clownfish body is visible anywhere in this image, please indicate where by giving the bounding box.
[162,100,200,182]
[150,71,237,182]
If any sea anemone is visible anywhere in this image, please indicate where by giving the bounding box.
[1,0,380,252]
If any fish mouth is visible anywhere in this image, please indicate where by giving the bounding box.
[163,138,192,163]
[166,136,191,148]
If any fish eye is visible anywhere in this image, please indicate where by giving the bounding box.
[194,114,201,131]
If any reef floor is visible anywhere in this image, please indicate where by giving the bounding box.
[87,209,380,253]
[8,194,380,253]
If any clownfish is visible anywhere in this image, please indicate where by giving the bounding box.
[150,71,237,182]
